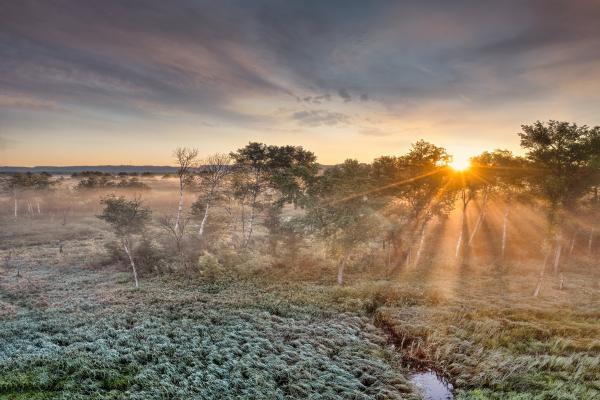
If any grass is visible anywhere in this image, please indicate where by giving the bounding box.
[1,214,598,399]
[0,228,417,399]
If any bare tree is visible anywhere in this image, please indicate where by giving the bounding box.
[173,147,198,233]
[193,153,232,237]
[157,214,190,256]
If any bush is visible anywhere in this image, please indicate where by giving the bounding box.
[134,237,163,273]
[197,252,228,281]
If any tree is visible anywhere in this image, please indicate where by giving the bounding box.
[519,121,599,275]
[5,172,56,218]
[304,159,381,285]
[394,141,453,267]
[469,150,528,259]
[230,142,318,247]
[192,153,232,237]
[97,195,151,288]
[173,147,198,233]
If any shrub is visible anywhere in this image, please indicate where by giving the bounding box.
[197,252,228,281]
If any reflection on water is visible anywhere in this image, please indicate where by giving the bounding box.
[410,370,453,400]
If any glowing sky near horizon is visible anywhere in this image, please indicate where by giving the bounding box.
[1,0,600,166]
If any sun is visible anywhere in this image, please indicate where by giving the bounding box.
[449,155,471,171]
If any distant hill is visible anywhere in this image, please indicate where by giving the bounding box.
[0,165,179,174]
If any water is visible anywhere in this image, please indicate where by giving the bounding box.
[410,370,454,400]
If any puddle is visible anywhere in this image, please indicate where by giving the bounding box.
[410,370,453,400]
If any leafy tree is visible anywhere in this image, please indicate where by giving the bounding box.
[519,120,600,274]
[372,140,453,267]
[468,150,528,257]
[230,142,317,247]
[97,195,151,288]
[5,172,56,218]
[304,160,381,285]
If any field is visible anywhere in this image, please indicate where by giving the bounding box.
[0,177,599,400]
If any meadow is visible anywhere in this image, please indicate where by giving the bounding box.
[1,125,599,399]
[0,173,598,399]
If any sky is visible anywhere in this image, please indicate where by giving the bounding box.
[1,0,600,166]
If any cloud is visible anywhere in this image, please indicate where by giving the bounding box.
[1,0,600,165]
[338,88,352,102]
[358,127,393,137]
[292,110,350,127]
[0,94,59,111]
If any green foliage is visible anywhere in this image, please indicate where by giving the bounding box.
[6,172,56,190]
[519,120,599,209]
[230,142,318,208]
[196,252,227,281]
[76,176,150,190]
[97,196,151,238]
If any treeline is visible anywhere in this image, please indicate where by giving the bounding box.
[95,120,598,289]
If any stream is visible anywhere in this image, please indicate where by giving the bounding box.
[410,370,454,400]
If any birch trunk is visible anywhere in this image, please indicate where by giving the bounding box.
[553,238,562,275]
[199,202,209,236]
[122,239,139,289]
[36,200,41,215]
[501,207,510,259]
[589,228,594,255]
[243,195,257,247]
[13,193,18,219]
[413,225,427,267]
[174,182,184,232]
[467,195,488,248]
[455,210,465,258]
[569,232,576,256]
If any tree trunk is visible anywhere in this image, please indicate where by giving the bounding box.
[244,194,257,247]
[589,228,594,255]
[199,202,210,236]
[413,225,427,267]
[533,249,551,297]
[175,181,184,232]
[553,237,562,275]
[122,239,139,289]
[455,209,465,258]
[36,200,41,215]
[13,193,18,219]
[501,207,510,259]
[569,232,576,256]
[467,194,488,248]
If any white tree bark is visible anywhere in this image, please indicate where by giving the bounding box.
[467,196,488,248]
[13,192,18,219]
[243,195,257,247]
[455,210,465,258]
[413,225,427,267]
[36,200,41,215]
[199,202,210,236]
[569,232,576,256]
[122,239,139,289]
[501,207,510,259]
[589,228,594,255]
[174,182,184,233]
[553,238,562,275]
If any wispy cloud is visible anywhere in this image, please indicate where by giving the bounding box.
[292,110,350,127]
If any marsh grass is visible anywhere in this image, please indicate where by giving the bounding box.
[0,210,598,399]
